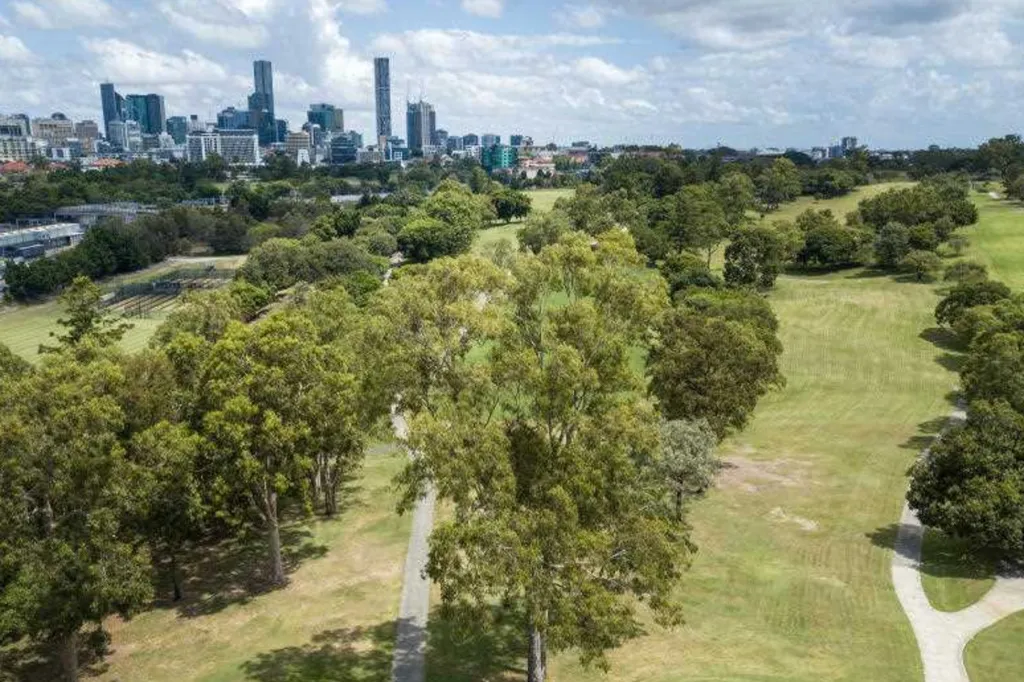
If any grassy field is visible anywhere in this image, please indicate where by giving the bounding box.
[527,188,573,214]
[761,182,916,224]
[473,188,573,256]
[0,302,168,362]
[457,183,962,680]
[966,612,1024,682]
[82,446,410,682]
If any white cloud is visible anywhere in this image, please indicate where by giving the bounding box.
[558,4,608,29]
[573,56,645,86]
[621,98,658,113]
[0,35,34,63]
[308,0,373,104]
[0,13,10,27]
[222,0,278,20]
[335,0,387,14]
[159,2,269,49]
[82,39,228,85]
[461,0,504,18]
[13,0,119,29]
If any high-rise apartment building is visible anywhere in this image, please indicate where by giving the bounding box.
[481,134,500,148]
[406,100,436,154]
[482,144,518,172]
[841,136,858,154]
[462,133,479,147]
[187,130,260,165]
[374,57,392,147]
[308,103,344,133]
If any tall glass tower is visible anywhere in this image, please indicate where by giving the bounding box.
[374,57,392,146]
[253,60,275,116]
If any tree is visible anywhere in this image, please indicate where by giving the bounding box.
[658,251,722,296]
[979,135,1024,185]
[199,312,327,585]
[908,400,1024,559]
[935,280,1012,328]
[42,276,132,353]
[649,290,784,439]
[660,183,729,266]
[422,179,494,231]
[756,158,802,211]
[492,188,532,223]
[517,211,570,254]
[961,332,1024,413]
[715,172,756,228]
[900,250,943,282]
[660,419,720,519]
[874,222,912,270]
[398,216,475,263]
[724,224,798,290]
[0,352,152,682]
[124,422,204,601]
[393,233,689,682]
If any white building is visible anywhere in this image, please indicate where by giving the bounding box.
[31,117,74,146]
[186,130,260,166]
[0,136,42,162]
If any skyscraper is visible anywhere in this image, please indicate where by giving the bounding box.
[406,100,436,154]
[374,58,392,147]
[145,94,166,135]
[250,60,276,145]
[100,83,122,141]
[253,60,275,115]
[166,116,188,144]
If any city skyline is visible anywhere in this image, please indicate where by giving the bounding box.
[4,1,1024,149]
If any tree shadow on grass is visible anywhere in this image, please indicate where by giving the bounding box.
[156,524,329,618]
[920,327,967,374]
[0,628,109,682]
[866,524,998,582]
[240,621,395,682]
[425,605,527,682]
[899,414,954,453]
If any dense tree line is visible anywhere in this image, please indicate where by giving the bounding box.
[909,272,1024,560]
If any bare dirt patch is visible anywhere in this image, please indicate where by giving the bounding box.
[768,507,820,532]
[717,456,811,494]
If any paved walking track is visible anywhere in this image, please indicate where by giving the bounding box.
[389,410,436,682]
[892,405,1024,682]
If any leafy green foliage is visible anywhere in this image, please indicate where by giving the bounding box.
[41,276,132,353]
[756,158,802,211]
[491,188,532,223]
[517,211,570,255]
[239,237,384,292]
[724,224,799,290]
[793,210,868,270]
[398,217,474,263]
[900,250,944,282]
[909,400,1024,559]
[874,223,912,270]
[659,251,722,297]
[659,419,720,519]
[935,280,1012,328]
[649,289,784,439]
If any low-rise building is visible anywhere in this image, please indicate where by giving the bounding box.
[0,137,42,162]
[186,130,260,165]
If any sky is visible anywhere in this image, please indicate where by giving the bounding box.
[1,0,1023,149]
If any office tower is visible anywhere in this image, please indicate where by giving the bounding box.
[285,131,311,163]
[374,57,392,146]
[124,94,166,135]
[248,59,276,145]
[253,60,275,115]
[145,94,166,134]
[433,129,449,148]
[108,120,142,152]
[841,136,858,154]
[462,133,479,147]
[100,82,123,140]
[217,106,250,130]
[166,116,188,144]
[481,133,500,148]
[406,100,436,154]
[446,135,464,153]
[276,119,287,143]
[330,132,360,166]
[308,103,344,133]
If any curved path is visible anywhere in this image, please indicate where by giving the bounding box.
[892,405,1024,682]
[390,410,436,682]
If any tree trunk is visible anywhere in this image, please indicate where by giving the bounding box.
[675,488,684,521]
[527,626,547,682]
[170,551,183,602]
[267,491,286,586]
[60,631,79,682]
[325,482,338,517]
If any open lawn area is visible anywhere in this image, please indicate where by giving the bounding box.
[457,184,968,681]
[761,181,917,224]
[526,188,573,214]
[74,446,409,682]
[0,301,168,363]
